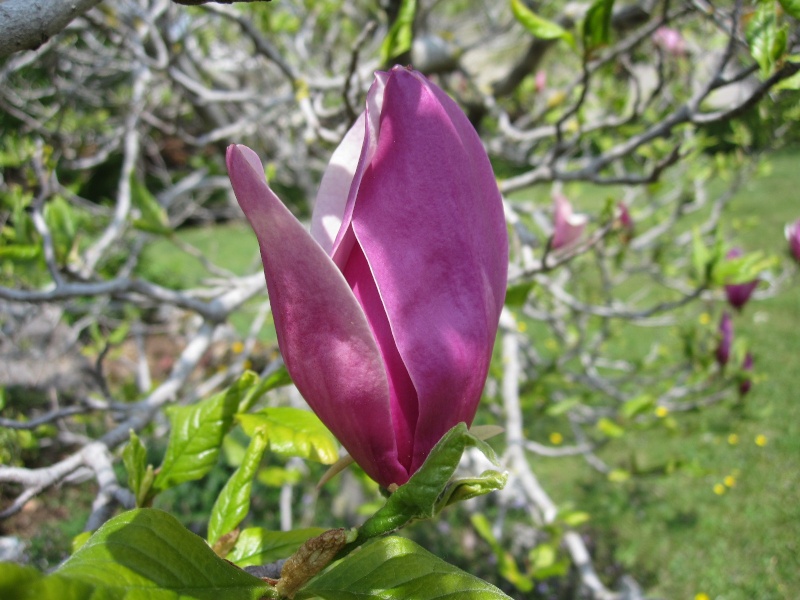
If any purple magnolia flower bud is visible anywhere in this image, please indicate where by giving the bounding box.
[739,353,754,397]
[785,219,800,263]
[724,248,759,311]
[617,202,634,242]
[551,193,587,251]
[716,312,733,367]
[653,26,686,56]
[226,66,508,488]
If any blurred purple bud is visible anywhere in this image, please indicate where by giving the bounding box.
[785,219,800,263]
[535,70,547,94]
[653,26,686,56]
[739,353,754,397]
[716,312,733,367]
[552,193,587,251]
[724,248,759,311]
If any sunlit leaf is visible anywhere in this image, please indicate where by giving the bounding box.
[297,536,512,599]
[237,407,339,464]
[208,427,268,546]
[0,509,273,600]
[779,0,800,20]
[154,371,258,491]
[510,0,575,48]
[380,0,416,63]
[746,2,788,76]
[583,0,615,55]
[122,429,154,507]
[228,527,326,568]
[356,423,504,542]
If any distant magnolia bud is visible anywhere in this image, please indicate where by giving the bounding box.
[723,248,759,311]
[785,218,800,263]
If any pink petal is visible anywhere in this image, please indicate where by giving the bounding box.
[348,68,508,472]
[552,193,587,250]
[226,144,407,487]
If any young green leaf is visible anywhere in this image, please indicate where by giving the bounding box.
[208,427,268,546]
[583,0,615,55]
[154,371,258,491]
[510,0,575,48]
[355,423,504,542]
[4,509,273,600]
[380,0,417,64]
[131,176,171,236]
[122,429,155,507]
[746,2,789,77]
[779,0,800,20]
[237,364,292,413]
[470,514,533,592]
[227,527,327,568]
[237,407,339,465]
[296,536,513,599]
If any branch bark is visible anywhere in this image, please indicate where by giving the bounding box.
[0,0,103,58]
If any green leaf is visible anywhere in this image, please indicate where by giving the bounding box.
[154,372,257,491]
[435,470,508,512]
[510,0,575,48]
[779,0,800,20]
[228,527,327,568]
[0,243,41,260]
[560,510,591,527]
[297,536,512,599]
[596,417,625,438]
[0,563,93,600]
[356,423,504,541]
[0,510,274,600]
[257,465,303,487]
[713,250,776,286]
[237,365,292,413]
[131,177,171,236]
[208,427,268,545]
[746,2,789,76]
[582,0,615,55]
[545,396,581,416]
[122,429,155,507]
[504,281,535,308]
[380,0,417,63]
[237,407,339,465]
[621,395,655,419]
[43,196,78,260]
[470,514,532,592]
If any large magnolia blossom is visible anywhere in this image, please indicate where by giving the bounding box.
[227,66,508,488]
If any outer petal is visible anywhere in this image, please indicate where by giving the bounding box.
[226,144,407,487]
[349,67,508,472]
